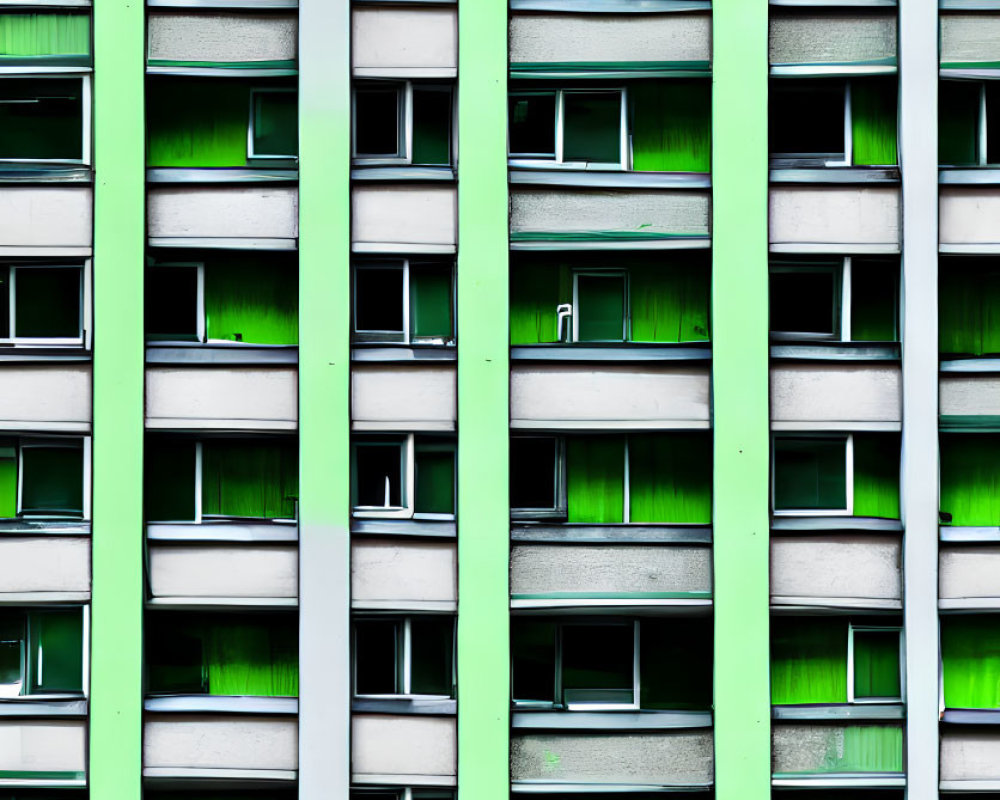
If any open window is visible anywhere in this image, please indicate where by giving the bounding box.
[0,607,85,698]
[0,77,89,164]
[145,437,298,524]
[353,616,455,699]
[0,437,87,521]
[146,612,297,697]
[352,260,454,346]
[510,433,712,524]
[352,81,453,166]
[769,77,897,167]
[351,435,456,520]
[0,263,86,347]
[772,433,900,519]
[940,79,1000,167]
[848,625,903,704]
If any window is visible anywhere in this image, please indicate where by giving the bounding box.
[769,77,897,167]
[0,608,85,698]
[0,77,89,163]
[942,616,1000,709]
[353,260,454,346]
[0,437,86,520]
[572,271,627,342]
[510,433,712,524]
[144,437,298,523]
[249,88,298,160]
[940,433,1000,526]
[769,258,898,343]
[353,81,453,166]
[353,616,454,698]
[772,433,900,519]
[940,257,1000,357]
[351,435,456,519]
[0,264,85,345]
[145,260,298,346]
[940,79,1000,167]
[351,792,453,800]
[509,89,626,169]
[848,625,903,704]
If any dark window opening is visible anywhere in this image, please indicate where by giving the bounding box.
[510,437,558,511]
[355,86,402,158]
[769,82,845,159]
[509,93,556,157]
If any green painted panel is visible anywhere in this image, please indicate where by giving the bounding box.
[640,618,713,710]
[853,630,900,699]
[942,616,1000,708]
[940,433,1000,526]
[204,260,298,345]
[630,258,710,343]
[630,80,711,172]
[852,78,898,166]
[0,13,88,58]
[940,258,1000,356]
[414,442,455,515]
[771,617,848,705]
[939,79,979,166]
[410,265,453,339]
[0,449,15,519]
[509,260,568,344]
[775,725,903,774]
[144,439,196,522]
[853,433,900,519]
[629,433,711,523]
[567,436,625,523]
[202,440,298,519]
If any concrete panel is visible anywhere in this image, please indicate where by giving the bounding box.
[769,11,897,65]
[145,367,297,430]
[510,364,710,429]
[352,7,456,71]
[940,545,1000,600]
[770,535,901,604]
[0,365,91,432]
[511,731,714,786]
[941,13,1000,64]
[941,728,1000,782]
[0,537,90,596]
[511,188,710,239]
[351,714,456,784]
[351,363,456,431]
[941,186,1000,248]
[148,186,298,242]
[148,544,297,599]
[941,375,1000,418]
[511,544,711,596]
[0,720,86,774]
[769,186,900,249]
[0,187,92,249]
[772,722,904,774]
[143,715,297,771]
[770,363,901,429]
[351,539,456,606]
[147,12,297,63]
[352,185,457,252]
[509,13,710,64]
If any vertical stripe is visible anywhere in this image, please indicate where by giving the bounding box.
[457,0,510,797]
[89,0,144,794]
[298,0,351,794]
[900,0,940,795]
[712,0,772,795]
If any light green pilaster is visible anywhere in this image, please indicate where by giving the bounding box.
[89,0,145,795]
[711,0,772,795]
[456,0,510,797]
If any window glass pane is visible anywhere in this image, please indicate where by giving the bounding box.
[412,87,451,165]
[629,258,710,344]
[21,445,83,516]
[510,437,557,510]
[576,273,625,342]
[27,609,82,694]
[940,80,981,166]
[769,82,845,157]
[853,433,900,520]
[147,622,207,694]
[640,619,713,710]
[355,87,401,158]
[853,630,900,699]
[629,433,711,524]
[0,442,16,519]
[940,258,1000,356]
[414,442,455,515]
[15,267,80,339]
[0,78,82,160]
[410,265,453,340]
[354,620,398,695]
[562,92,621,164]
[354,442,403,508]
[769,269,838,337]
[851,260,897,342]
[771,617,848,704]
[146,267,198,341]
[0,267,9,338]
[145,439,196,522]
[202,440,298,519]
[562,624,633,705]
[355,267,404,334]
[510,259,563,345]
[567,436,624,523]
[0,614,23,697]
[205,259,298,345]
[852,78,898,166]
[774,437,847,511]
[410,617,453,696]
[987,82,1000,165]
[942,616,1000,708]
[511,620,556,703]
[940,433,1000,526]
[508,93,555,157]
[252,91,297,157]
[631,79,711,172]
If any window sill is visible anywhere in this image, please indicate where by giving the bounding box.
[351,518,456,539]
[941,357,1000,373]
[147,596,297,610]
[0,698,87,718]
[941,708,1000,725]
[144,695,297,715]
[772,0,894,5]
[351,345,456,363]
[772,774,906,789]
[511,523,711,544]
[941,526,1000,544]
[940,597,1000,612]
[0,347,91,363]
[351,697,456,716]
[769,167,900,184]
[770,63,897,77]
[512,710,712,731]
[770,343,900,361]
[771,516,903,533]
[351,165,455,182]
[0,520,90,536]
[940,168,1000,185]
[0,165,91,184]
[147,521,297,543]
[146,168,297,184]
[772,596,902,613]
[509,61,711,79]
[511,0,709,11]
[511,593,711,612]
[147,62,296,78]
[511,343,710,362]
[940,0,1000,7]
[509,168,710,190]
[146,343,298,366]
[772,704,904,721]
[148,0,295,7]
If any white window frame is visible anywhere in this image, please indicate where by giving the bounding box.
[352,434,416,519]
[770,79,852,167]
[351,81,454,166]
[0,606,88,700]
[0,74,92,166]
[508,87,630,171]
[769,260,844,342]
[352,615,455,700]
[0,261,89,348]
[247,87,297,161]
[147,262,206,343]
[771,433,854,517]
[569,268,629,343]
[352,259,456,346]
[509,435,567,520]
[847,624,905,705]
[16,435,89,520]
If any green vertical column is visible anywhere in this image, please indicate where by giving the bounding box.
[90,0,145,795]
[711,0,771,795]
[456,0,509,797]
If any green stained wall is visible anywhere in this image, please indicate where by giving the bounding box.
[852,78,898,166]
[853,433,900,519]
[631,80,711,172]
[772,618,848,704]
[0,13,89,59]
[940,258,1000,356]
[940,433,1000,526]
[942,616,1000,708]
[205,260,298,344]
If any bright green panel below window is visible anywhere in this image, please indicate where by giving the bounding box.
[630,80,711,173]
[628,433,711,523]
[940,433,1000,526]
[204,260,298,345]
[853,434,900,519]
[21,446,82,516]
[939,80,980,166]
[942,616,1000,708]
[773,438,847,511]
[147,79,251,167]
[852,78,898,167]
[576,274,625,342]
[412,88,451,166]
[252,91,297,157]
[629,259,710,343]
[851,260,897,342]
[509,261,569,344]
[414,445,455,515]
[411,266,452,339]
[771,617,847,704]
[567,436,624,523]
[0,448,16,518]
[940,261,1000,356]
[202,440,298,519]
[27,609,82,693]
[145,440,196,522]
[640,619,712,709]
[853,631,900,699]
[562,92,621,164]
